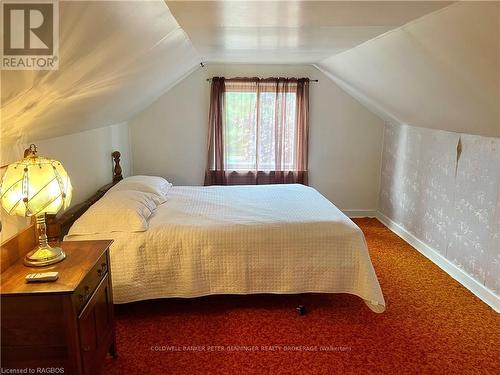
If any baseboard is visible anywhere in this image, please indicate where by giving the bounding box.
[376,211,499,313]
[343,210,377,218]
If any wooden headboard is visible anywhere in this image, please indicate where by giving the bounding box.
[45,150,123,241]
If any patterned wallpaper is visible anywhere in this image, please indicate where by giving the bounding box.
[379,122,500,296]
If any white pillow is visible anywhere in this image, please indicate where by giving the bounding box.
[107,175,171,202]
[68,190,158,235]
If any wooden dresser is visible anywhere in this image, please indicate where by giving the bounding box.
[1,239,117,374]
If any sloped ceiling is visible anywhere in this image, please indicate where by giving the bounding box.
[2,0,496,146]
[167,0,452,64]
[317,1,500,138]
[1,0,200,144]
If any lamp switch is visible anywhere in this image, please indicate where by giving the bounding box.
[25,271,59,283]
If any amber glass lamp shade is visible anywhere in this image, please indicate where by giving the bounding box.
[0,145,72,266]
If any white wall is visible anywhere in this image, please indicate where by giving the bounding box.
[316,0,500,304]
[0,123,130,242]
[129,64,384,211]
[379,122,500,296]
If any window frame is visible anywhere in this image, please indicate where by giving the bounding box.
[223,80,299,171]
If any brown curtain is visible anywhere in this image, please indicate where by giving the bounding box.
[204,77,226,185]
[204,77,309,186]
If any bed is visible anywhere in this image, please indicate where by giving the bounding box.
[54,152,386,313]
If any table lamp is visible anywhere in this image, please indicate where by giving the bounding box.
[0,144,72,266]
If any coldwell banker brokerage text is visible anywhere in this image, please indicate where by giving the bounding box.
[1,0,59,70]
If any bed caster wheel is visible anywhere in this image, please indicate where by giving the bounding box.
[296,305,306,316]
[109,343,118,359]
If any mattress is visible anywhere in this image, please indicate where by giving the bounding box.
[65,184,385,312]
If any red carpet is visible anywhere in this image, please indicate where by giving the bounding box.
[102,219,499,374]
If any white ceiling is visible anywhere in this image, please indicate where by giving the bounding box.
[1,0,200,143]
[7,0,485,148]
[166,0,453,64]
[317,1,500,137]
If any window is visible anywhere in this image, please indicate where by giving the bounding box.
[224,87,297,171]
[205,77,309,186]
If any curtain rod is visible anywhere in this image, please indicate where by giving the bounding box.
[205,78,318,82]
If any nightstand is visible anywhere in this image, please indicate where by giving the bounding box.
[1,240,117,374]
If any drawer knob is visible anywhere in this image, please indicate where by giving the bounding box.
[101,263,107,272]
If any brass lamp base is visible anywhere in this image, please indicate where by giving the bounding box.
[24,244,66,267]
[23,212,66,267]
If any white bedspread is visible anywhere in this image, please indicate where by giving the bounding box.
[65,184,385,312]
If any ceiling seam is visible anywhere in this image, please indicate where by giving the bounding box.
[313,63,403,125]
[315,1,459,64]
